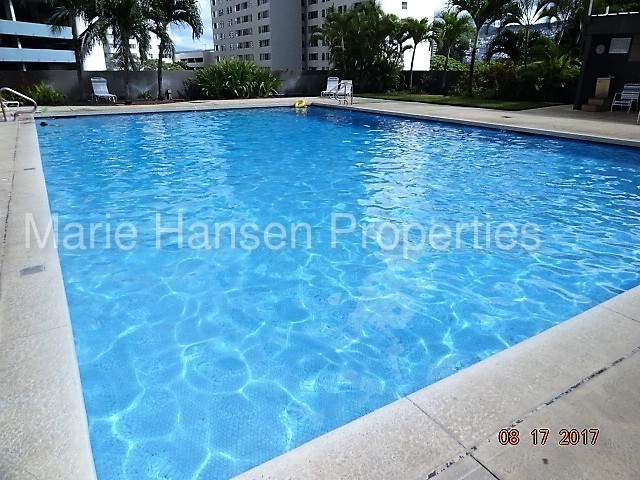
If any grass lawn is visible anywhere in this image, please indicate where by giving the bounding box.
[358,92,561,111]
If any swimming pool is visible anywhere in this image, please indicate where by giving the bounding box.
[37,107,640,479]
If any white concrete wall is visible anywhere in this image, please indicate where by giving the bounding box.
[379,0,436,71]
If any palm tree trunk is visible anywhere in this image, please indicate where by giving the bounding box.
[442,46,451,92]
[466,30,479,97]
[157,39,164,100]
[409,45,416,91]
[524,27,530,69]
[71,20,84,98]
[72,22,82,84]
[123,31,131,100]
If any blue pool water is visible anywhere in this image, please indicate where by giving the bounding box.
[38,108,640,479]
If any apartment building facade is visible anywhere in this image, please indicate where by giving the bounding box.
[0,0,75,70]
[210,0,436,71]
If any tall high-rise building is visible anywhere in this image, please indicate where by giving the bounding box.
[210,0,436,71]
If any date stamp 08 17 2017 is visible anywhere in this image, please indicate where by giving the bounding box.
[497,428,600,446]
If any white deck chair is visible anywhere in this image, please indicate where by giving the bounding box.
[91,77,117,103]
[329,80,353,105]
[611,83,640,112]
[321,77,339,97]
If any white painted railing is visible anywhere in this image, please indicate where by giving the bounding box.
[0,87,38,122]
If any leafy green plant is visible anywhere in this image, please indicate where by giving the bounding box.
[188,59,280,99]
[24,83,65,105]
[430,54,468,72]
[137,90,153,99]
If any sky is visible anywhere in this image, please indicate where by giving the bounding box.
[172,0,214,53]
[173,0,450,53]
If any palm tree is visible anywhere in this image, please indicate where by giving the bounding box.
[149,0,203,100]
[544,0,583,46]
[453,0,510,96]
[48,0,101,86]
[402,17,434,91]
[502,0,551,69]
[433,8,473,92]
[484,28,552,65]
[314,7,354,75]
[315,2,404,91]
[94,0,151,100]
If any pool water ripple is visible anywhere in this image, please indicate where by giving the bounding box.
[37,108,640,479]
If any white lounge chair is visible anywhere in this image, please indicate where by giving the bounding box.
[321,77,339,97]
[611,83,640,112]
[329,80,353,105]
[91,77,117,103]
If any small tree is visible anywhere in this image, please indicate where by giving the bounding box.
[149,0,203,100]
[502,0,551,69]
[433,8,473,92]
[402,17,434,91]
[452,0,510,96]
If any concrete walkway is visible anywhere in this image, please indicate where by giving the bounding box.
[1,98,639,480]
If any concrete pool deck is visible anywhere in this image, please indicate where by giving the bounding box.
[0,97,639,479]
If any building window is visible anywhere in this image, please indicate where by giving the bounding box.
[259,53,271,60]
[308,10,318,19]
[257,9,269,19]
[308,53,318,60]
[259,39,270,47]
[401,1,407,8]
[258,24,270,33]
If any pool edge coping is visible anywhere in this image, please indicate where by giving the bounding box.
[2,99,639,479]
[0,119,97,480]
[318,100,640,149]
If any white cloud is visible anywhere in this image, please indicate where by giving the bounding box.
[171,0,214,52]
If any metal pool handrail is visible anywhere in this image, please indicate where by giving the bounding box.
[0,87,38,122]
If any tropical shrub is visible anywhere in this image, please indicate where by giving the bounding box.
[24,83,65,105]
[430,54,468,72]
[518,47,580,102]
[471,60,520,99]
[188,59,280,99]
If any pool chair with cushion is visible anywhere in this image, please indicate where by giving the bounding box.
[610,83,640,112]
[329,80,353,105]
[321,77,339,97]
[91,77,117,103]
